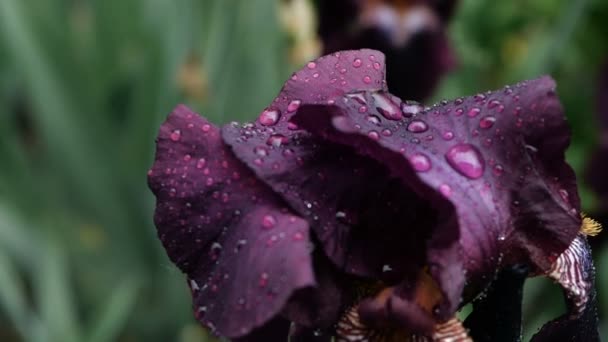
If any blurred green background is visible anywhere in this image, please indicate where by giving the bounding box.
[0,0,606,341]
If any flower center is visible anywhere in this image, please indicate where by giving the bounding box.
[335,270,471,341]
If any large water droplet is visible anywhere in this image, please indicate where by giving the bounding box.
[259,108,281,126]
[439,184,452,197]
[372,93,402,120]
[407,120,428,133]
[347,92,367,105]
[445,144,485,179]
[409,153,432,172]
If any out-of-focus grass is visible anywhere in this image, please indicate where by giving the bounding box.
[0,0,605,341]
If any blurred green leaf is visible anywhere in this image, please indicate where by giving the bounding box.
[87,278,140,342]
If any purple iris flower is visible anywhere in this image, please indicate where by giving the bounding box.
[315,0,458,102]
[148,50,601,341]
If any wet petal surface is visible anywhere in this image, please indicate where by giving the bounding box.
[148,105,315,338]
[223,50,439,280]
[292,76,581,318]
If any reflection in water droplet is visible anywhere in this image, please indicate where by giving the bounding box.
[445,144,485,179]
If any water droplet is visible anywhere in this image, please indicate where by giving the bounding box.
[307,61,316,69]
[368,130,379,140]
[488,100,501,109]
[254,146,268,157]
[479,116,496,129]
[401,102,423,117]
[183,154,192,162]
[266,134,288,147]
[372,93,402,120]
[259,108,281,126]
[409,153,432,172]
[262,215,277,229]
[347,92,367,105]
[352,58,362,68]
[474,94,486,102]
[366,115,380,125]
[381,128,392,136]
[439,184,452,197]
[454,108,464,116]
[445,144,485,179]
[493,164,504,176]
[442,131,454,140]
[454,98,464,105]
[363,75,372,84]
[202,124,211,132]
[259,272,269,287]
[170,130,181,141]
[287,122,299,130]
[559,189,569,202]
[373,62,381,70]
[407,120,428,133]
[287,100,301,113]
[467,107,481,117]
[382,264,393,272]
[358,105,368,113]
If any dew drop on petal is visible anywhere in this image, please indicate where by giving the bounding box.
[372,93,402,120]
[254,146,269,157]
[262,215,277,229]
[493,164,504,176]
[353,58,362,68]
[287,100,301,113]
[259,108,281,126]
[401,102,423,117]
[442,131,454,140]
[445,144,485,179]
[366,115,380,125]
[368,130,380,140]
[409,153,432,172]
[170,130,181,141]
[407,120,428,133]
[363,75,372,84]
[467,107,481,117]
[439,184,452,197]
[266,134,288,147]
[307,61,316,69]
[479,116,496,129]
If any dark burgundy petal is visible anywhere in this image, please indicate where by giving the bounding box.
[464,265,529,342]
[232,318,291,342]
[315,0,457,101]
[531,237,600,342]
[147,105,315,338]
[291,76,581,318]
[223,50,439,280]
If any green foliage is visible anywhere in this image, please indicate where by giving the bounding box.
[0,0,605,341]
